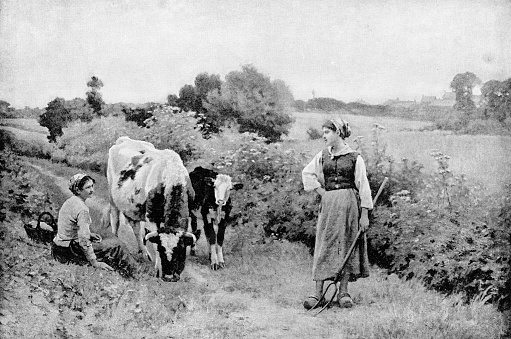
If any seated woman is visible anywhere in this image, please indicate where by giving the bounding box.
[51,173,140,278]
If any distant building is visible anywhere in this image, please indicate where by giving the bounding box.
[421,95,436,104]
[355,99,369,105]
[442,91,456,100]
[382,98,417,109]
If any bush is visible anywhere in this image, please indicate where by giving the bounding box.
[306,127,322,140]
[209,133,318,249]
[53,106,204,173]
[0,129,52,159]
[368,149,509,304]
[0,150,56,223]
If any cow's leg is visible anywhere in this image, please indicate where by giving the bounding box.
[202,208,219,270]
[110,204,121,236]
[216,217,227,269]
[125,218,149,261]
[189,210,200,256]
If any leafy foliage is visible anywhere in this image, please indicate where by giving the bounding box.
[86,76,105,117]
[39,97,73,142]
[122,106,154,127]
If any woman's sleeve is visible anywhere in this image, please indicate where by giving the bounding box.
[302,151,324,191]
[77,210,97,262]
[355,155,373,209]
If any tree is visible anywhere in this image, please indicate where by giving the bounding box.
[178,84,196,112]
[86,76,105,117]
[65,98,94,123]
[217,64,294,143]
[39,98,72,142]
[167,94,179,107]
[192,73,223,136]
[481,79,511,123]
[450,72,482,112]
[0,100,14,118]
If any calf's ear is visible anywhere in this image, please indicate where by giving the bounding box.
[183,232,196,247]
[232,182,244,190]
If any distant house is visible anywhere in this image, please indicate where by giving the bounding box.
[383,98,417,109]
[428,91,456,107]
[421,95,436,104]
[355,99,369,105]
[442,91,456,100]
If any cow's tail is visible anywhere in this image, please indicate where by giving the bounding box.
[100,205,111,230]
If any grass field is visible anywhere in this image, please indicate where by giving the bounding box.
[285,111,511,194]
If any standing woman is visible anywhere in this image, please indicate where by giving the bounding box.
[302,118,373,309]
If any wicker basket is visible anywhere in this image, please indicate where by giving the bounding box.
[24,211,57,244]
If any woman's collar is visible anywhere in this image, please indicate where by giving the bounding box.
[328,143,353,158]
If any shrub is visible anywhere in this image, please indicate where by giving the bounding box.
[53,106,204,173]
[209,133,318,249]
[368,150,509,304]
[306,127,322,140]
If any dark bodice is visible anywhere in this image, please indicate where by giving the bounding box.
[321,149,358,191]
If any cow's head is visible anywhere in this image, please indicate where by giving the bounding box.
[213,174,243,206]
[145,230,196,281]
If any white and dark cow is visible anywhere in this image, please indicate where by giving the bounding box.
[107,136,196,281]
[188,166,243,270]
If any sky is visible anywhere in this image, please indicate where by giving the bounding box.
[1,0,510,108]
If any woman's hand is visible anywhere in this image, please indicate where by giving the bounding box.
[360,208,370,232]
[315,187,326,197]
[90,232,102,243]
[93,260,114,271]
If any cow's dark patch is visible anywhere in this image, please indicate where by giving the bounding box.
[163,184,185,232]
[146,183,165,227]
[117,153,153,187]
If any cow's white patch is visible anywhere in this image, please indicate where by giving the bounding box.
[159,231,182,262]
[214,174,232,205]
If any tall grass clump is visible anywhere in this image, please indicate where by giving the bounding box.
[52,105,204,174]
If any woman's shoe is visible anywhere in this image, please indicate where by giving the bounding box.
[338,292,354,308]
[303,295,327,310]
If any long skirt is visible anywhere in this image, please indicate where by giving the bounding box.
[312,188,370,282]
[51,238,139,278]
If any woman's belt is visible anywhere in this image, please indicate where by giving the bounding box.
[324,182,356,191]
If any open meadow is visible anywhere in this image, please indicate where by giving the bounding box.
[285,111,511,194]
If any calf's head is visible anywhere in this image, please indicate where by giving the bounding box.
[145,230,196,281]
[213,174,243,206]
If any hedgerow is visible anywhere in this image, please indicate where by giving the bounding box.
[51,105,204,174]
[367,148,509,304]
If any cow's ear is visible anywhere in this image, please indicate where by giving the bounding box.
[145,231,160,243]
[183,232,196,247]
[232,182,244,190]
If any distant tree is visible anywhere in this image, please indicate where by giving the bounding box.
[167,94,179,107]
[65,98,94,123]
[178,84,196,112]
[193,73,223,136]
[481,78,511,123]
[86,76,105,117]
[450,72,482,112]
[294,100,306,112]
[219,64,294,143]
[39,98,72,142]
[0,100,15,118]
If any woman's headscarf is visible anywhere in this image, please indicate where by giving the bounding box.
[322,118,351,139]
[69,173,94,195]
